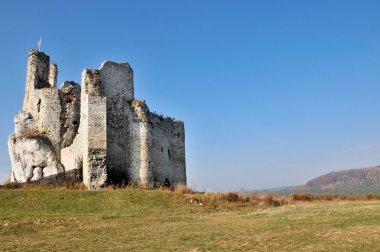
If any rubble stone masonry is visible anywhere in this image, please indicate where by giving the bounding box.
[8,50,186,189]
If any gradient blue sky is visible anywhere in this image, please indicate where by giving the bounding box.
[0,0,379,191]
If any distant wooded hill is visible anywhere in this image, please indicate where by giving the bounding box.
[259,166,380,195]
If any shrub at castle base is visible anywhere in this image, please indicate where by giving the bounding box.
[8,50,186,189]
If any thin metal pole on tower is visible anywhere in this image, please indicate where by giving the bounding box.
[37,37,42,52]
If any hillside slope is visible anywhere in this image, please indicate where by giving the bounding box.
[266,166,380,195]
[306,166,380,186]
[301,166,380,195]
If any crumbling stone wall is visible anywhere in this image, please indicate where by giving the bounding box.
[8,50,186,189]
[129,100,151,186]
[99,61,133,184]
[22,51,62,161]
[59,81,81,148]
[148,114,186,186]
[81,69,107,188]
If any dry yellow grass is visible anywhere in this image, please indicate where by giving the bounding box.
[0,188,379,251]
[1,187,380,251]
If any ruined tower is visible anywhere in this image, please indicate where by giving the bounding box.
[8,50,186,188]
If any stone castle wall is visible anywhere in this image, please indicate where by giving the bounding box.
[8,50,186,189]
[100,62,134,184]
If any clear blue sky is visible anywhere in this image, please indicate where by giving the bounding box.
[0,0,379,191]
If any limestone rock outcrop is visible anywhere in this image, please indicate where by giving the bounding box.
[8,50,186,189]
[8,112,63,182]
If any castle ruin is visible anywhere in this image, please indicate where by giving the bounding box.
[8,50,186,188]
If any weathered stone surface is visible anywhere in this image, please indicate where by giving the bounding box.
[14,112,38,138]
[31,167,42,181]
[9,110,64,183]
[8,50,186,189]
[81,69,107,188]
[86,148,107,189]
[59,81,81,148]
[49,64,58,88]
[99,61,133,185]
[8,128,63,183]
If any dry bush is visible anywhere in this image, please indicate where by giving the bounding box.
[21,182,51,189]
[236,191,248,202]
[174,184,193,194]
[291,193,314,201]
[101,185,118,190]
[278,196,289,206]
[318,194,334,201]
[9,181,88,190]
[0,181,22,190]
[338,194,350,200]
[204,192,220,202]
[62,182,87,190]
[262,193,281,207]
[247,192,261,203]
[222,192,239,202]
[319,194,350,201]
[156,185,171,192]
[364,193,378,200]
[288,193,380,203]
[185,191,290,208]
[131,99,145,106]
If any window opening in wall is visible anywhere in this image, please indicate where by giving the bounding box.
[177,133,180,138]
[37,99,41,112]
[168,149,171,158]
[164,178,171,187]
[161,147,163,152]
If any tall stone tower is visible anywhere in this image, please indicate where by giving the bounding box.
[8,50,186,188]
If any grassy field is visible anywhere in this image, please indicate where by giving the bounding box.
[0,189,380,251]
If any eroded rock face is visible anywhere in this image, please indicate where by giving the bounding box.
[8,112,64,183]
[14,112,38,138]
